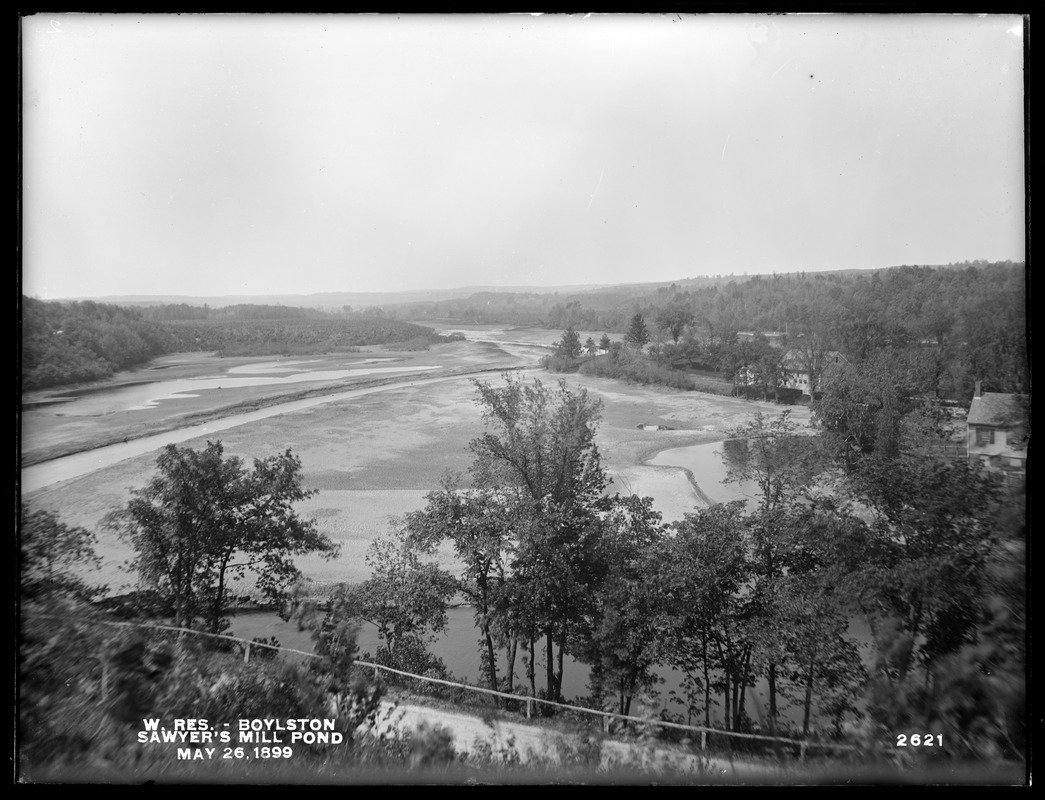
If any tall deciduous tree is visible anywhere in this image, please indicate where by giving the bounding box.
[469,374,608,700]
[329,530,456,669]
[656,304,694,345]
[579,494,667,717]
[21,504,106,603]
[721,411,828,733]
[723,410,821,513]
[813,347,942,469]
[791,306,839,397]
[660,502,752,732]
[402,481,522,695]
[110,441,338,632]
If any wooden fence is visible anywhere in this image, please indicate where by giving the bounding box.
[40,615,873,761]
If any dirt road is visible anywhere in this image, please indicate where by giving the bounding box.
[366,700,785,781]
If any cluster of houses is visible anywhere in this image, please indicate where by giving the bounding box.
[735,332,1028,487]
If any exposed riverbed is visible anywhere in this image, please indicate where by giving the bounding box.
[21,328,840,727]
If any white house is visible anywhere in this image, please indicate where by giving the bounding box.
[967,382,1028,485]
[780,349,850,397]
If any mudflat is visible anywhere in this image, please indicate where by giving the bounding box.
[20,327,805,595]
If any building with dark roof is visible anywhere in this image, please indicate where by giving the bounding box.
[967,382,1028,485]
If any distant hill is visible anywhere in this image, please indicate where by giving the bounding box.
[72,285,617,310]
[60,261,1015,312]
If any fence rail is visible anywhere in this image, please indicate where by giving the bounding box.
[35,614,870,759]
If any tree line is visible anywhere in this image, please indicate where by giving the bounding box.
[324,375,1025,756]
[21,297,442,390]
[407,261,1027,400]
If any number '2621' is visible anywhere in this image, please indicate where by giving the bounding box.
[897,734,942,747]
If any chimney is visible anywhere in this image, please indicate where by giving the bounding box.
[974,380,982,398]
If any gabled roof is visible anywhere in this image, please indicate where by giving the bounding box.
[781,349,849,371]
[968,392,1028,427]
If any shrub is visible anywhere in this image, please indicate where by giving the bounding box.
[541,354,584,373]
[577,352,695,390]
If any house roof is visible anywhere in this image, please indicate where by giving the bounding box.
[968,392,1028,427]
[781,349,849,371]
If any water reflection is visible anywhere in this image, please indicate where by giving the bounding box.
[648,440,759,508]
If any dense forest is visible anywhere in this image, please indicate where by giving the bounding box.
[530,261,1027,402]
[20,299,440,391]
[397,261,1023,340]
[21,261,1027,400]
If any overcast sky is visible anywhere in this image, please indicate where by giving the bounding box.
[22,13,1025,300]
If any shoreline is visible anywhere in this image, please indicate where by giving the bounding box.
[20,362,529,471]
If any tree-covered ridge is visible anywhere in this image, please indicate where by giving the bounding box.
[21,297,180,390]
[541,261,1026,400]
[401,261,1023,341]
[21,297,441,390]
[158,317,435,355]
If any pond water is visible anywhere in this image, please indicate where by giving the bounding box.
[233,438,873,731]
[236,599,871,733]
[649,440,760,508]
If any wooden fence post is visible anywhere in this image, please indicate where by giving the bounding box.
[700,731,707,751]
[243,642,251,664]
[526,698,532,719]
[603,715,610,734]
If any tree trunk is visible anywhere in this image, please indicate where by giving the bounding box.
[482,624,499,696]
[623,666,639,718]
[210,557,230,635]
[714,637,732,731]
[802,644,817,737]
[505,638,518,695]
[555,630,565,701]
[478,572,498,694]
[731,668,740,732]
[736,649,752,731]
[528,635,537,698]
[702,632,712,728]
[545,629,555,700]
[768,661,778,737]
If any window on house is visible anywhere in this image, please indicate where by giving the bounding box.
[975,427,995,446]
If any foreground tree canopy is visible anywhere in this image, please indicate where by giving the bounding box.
[20,362,1023,767]
[341,374,1025,760]
[107,441,339,633]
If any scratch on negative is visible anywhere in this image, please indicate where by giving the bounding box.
[721,134,730,162]
[588,169,604,208]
